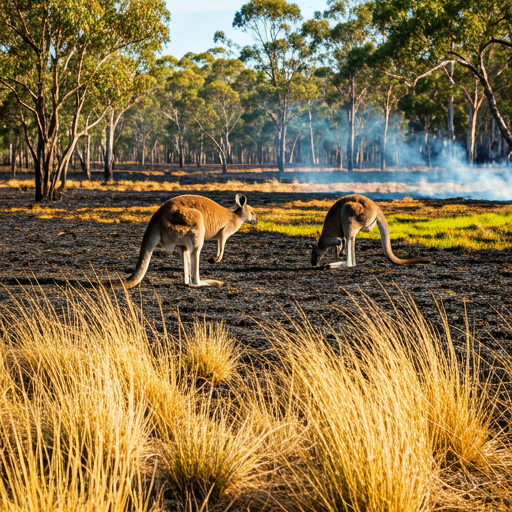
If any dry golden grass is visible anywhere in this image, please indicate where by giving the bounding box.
[0,286,169,511]
[181,319,241,384]
[0,284,511,511]
[157,393,269,510]
[261,298,511,512]
[1,175,487,195]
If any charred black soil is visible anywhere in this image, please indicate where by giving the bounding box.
[1,182,512,358]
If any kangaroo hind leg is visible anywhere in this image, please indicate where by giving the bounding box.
[341,211,360,268]
[176,246,191,285]
[189,246,224,287]
[187,225,223,287]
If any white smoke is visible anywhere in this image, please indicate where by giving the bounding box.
[322,136,512,201]
[404,143,512,200]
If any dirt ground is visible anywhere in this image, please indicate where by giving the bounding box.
[1,168,512,359]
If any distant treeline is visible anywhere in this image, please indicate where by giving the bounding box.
[0,0,511,200]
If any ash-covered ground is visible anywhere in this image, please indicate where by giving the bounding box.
[2,177,512,359]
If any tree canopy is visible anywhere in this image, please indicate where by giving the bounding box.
[1,0,511,199]
[0,0,170,200]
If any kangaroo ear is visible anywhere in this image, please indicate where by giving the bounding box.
[235,194,246,207]
[316,230,320,236]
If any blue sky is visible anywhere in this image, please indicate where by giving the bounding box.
[162,0,329,59]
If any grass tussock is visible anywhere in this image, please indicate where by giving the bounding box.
[0,285,511,511]
[157,395,269,510]
[181,319,241,384]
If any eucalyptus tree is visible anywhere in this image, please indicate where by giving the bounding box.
[0,90,24,176]
[0,0,170,201]
[439,66,486,164]
[294,70,325,165]
[190,56,245,173]
[98,56,157,182]
[233,66,271,164]
[159,56,204,167]
[399,75,447,167]
[233,0,313,173]
[373,0,512,159]
[304,1,376,171]
[194,80,244,173]
[366,47,409,170]
[124,93,167,167]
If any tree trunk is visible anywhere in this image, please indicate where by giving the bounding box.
[9,133,16,177]
[218,150,227,174]
[424,131,431,167]
[277,122,287,173]
[24,126,43,201]
[76,145,87,174]
[463,81,485,166]
[35,159,43,202]
[356,139,363,168]
[448,94,454,155]
[197,139,203,167]
[175,134,184,168]
[289,133,300,164]
[346,75,356,171]
[55,135,82,198]
[475,55,512,153]
[104,109,115,182]
[140,137,146,167]
[59,158,70,194]
[43,140,57,201]
[226,135,232,164]
[85,133,91,179]
[490,117,497,163]
[151,140,157,169]
[466,103,477,165]
[381,105,390,171]
[308,106,316,165]
[334,123,343,170]
[498,127,503,160]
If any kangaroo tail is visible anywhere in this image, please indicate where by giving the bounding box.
[376,208,430,265]
[105,223,161,289]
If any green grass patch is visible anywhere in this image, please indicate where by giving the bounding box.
[377,213,512,250]
[249,210,512,250]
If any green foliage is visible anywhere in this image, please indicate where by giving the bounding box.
[374,0,512,63]
[233,0,302,30]
[1,0,512,179]
[0,0,171,199]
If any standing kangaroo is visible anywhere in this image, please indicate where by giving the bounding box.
[109,194,257,288]
[311,194,429,268]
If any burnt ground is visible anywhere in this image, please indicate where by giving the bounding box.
[1,176,512,360]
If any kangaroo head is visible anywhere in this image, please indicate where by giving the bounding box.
[311,236,343,266]
[235,193,258,225]
[311,244,325,267]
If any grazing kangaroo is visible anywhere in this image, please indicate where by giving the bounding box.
[311,194,429,268]
[109,194,257,288]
